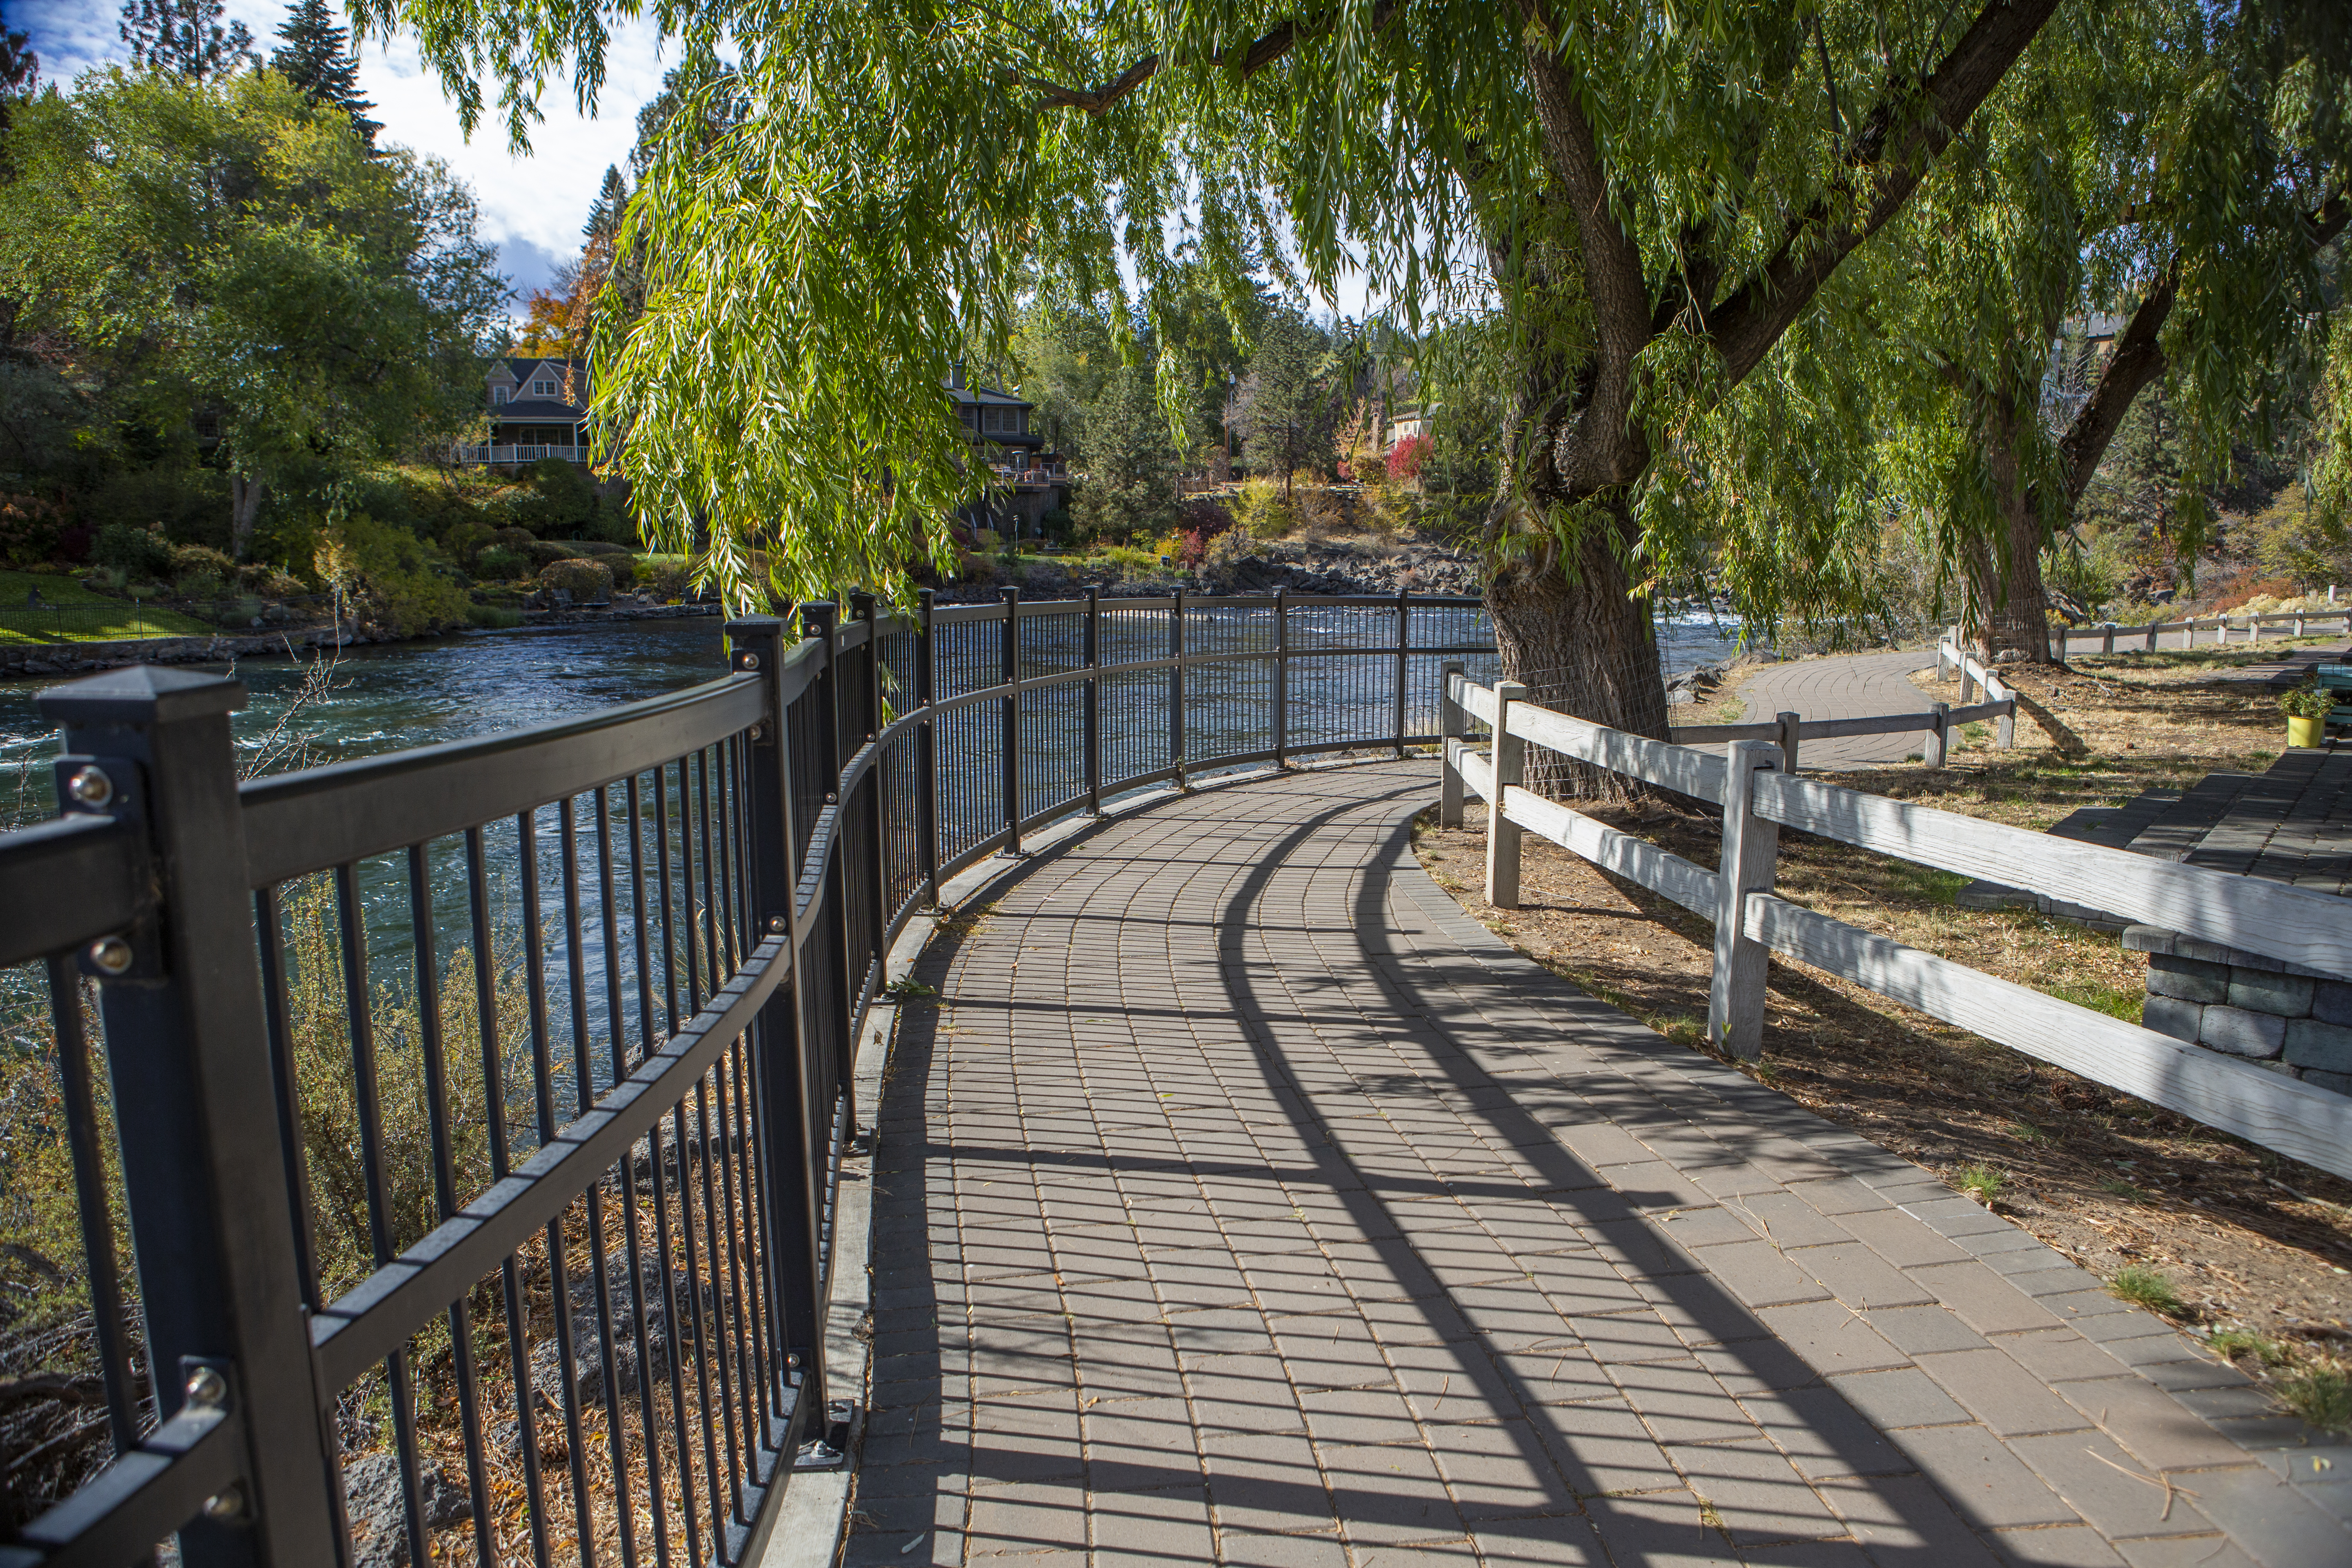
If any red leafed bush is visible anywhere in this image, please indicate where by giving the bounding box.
[1385,434,1432,483]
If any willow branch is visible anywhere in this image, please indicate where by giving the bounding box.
[1031,2,1400,114]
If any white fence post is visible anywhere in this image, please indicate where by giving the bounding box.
[2147,622,2158,653]
[2102,623,2116,654]
[1708,739,1782,1061]
[1996,690,2015,749]
[1484,680,1527,909]
[1439,662,1466,829]
[1923,702,1951,766]
[1957,654,1975,705]
[1776,710,1801,776]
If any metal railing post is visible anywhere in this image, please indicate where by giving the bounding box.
[1924,701,1951,766]
[1000,586,1022,853]
[1708,739,1782,1061]
[797,601,858,1149]
[1776,710,1802,776]
[1083,586,1102,813]
[1393,588,1410,757]
[854,592,889,963]
[38,666,341,1566]
[1439,661,1465,827]
[1483,680,1526,908]
[1274,586,1290,769]
[1171,587,1187,789]
[722,614,831,1459]
[917,590,940,903]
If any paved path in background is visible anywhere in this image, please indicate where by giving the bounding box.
[848,762,2349,1568]
[1731,651,1942,769]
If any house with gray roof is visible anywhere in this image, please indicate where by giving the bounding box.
[460,356,591,466]
[948,365,1069,536]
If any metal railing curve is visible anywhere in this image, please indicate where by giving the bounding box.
[0,587,1495,1566]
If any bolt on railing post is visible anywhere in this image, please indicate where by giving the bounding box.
[1483,679,1526,908]
[1393,588,1410,757]
[917,589,940,904]
[1000,586,1022,853]
[1273,586,1290,769]
[1708,739,1782,1061]
[1171,586,1188,790]
[39,667,342,1566]
[1924,701,1951,766]
[1083,586,1102,814]
[1439,662,1466,827]
[1775,710,1802,776]
[721,613,830,1452]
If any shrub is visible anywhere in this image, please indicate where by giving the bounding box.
[539,557,614,601]
[2277,1367,2352,1434]
[640,558,692,601]
[169,543,237,595]
[2281,680,2334,719]
[515,458,598,537]
[474,546,529,581]
[523,539,579,570]
[444,519,497,568]
[91,522,175,580]
[313,513,470,637]
[0,493,63,565]
[1387,433,1433,483]
[466,603,523,629]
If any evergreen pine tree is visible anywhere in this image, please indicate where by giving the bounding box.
[118,0,256,81]
[270,0,379,144]
[584,165,628,244]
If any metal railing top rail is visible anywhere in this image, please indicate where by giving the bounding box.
[239,670,766,886]
[0,813,145,970]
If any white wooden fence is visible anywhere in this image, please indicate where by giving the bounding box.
[1438,669,2352,1182]
[1668,642,2014,770]
[2045,608,2352,657]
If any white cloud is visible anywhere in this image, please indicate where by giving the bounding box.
[11,0,667,303]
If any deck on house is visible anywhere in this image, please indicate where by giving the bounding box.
[845,760,2350,1568]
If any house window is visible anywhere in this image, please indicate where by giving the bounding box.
[532,378,558,398]
[986,407,1005,432]
[1014,409,1026,434]
[493,386,509,405]
[960,407,975,428]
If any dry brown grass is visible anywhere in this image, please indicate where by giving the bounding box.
[1414,638,2352,1423]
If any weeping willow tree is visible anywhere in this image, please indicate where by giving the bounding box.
[1855,0,2351,663]
[363,0,2076,792]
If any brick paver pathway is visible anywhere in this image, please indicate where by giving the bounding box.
[1733,653,1941,769]
[851,762,2348,1567]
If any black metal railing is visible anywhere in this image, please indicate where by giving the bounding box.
[0,588,1494,1567]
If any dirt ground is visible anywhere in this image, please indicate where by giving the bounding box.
[1416,637,2352,1424]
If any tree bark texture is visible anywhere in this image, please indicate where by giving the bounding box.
[1486,494,1668,802]
[1963,400,2055,663]
[231,475,265,559]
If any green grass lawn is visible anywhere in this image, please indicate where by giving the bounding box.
[0,571,212,644]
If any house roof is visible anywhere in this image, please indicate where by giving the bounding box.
[492,400,586,423]
[945,377,1032,410]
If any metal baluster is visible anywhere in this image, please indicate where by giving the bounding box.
[1394,588,1411,756]
[1274,586,1290,768]
[1000,586,1021,853]
[1171,586,1187,788]
[914,591,940,900]
[465,825,555,1568]
[1083,586,1102,813]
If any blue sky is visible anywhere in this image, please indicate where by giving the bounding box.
[9,0,668,308]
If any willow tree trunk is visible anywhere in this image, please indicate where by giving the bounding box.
[1964,411,2056,664]
[1485,494,1668,802]
[230,475,267,561]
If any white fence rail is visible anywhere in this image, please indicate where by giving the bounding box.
[1437,668,2352,1182]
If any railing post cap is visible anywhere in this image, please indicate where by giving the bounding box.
[724,613,790,639]
[38,664,245,730]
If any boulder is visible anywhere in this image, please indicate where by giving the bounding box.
[343,1452,469,1568]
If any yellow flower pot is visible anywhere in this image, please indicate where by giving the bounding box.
[2288,713,2324,748]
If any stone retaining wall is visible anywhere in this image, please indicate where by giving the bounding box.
[2125,923,2352,1094]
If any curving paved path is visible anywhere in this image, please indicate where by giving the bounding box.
[1732,653,1943,769]
[847,762,2349,1567]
